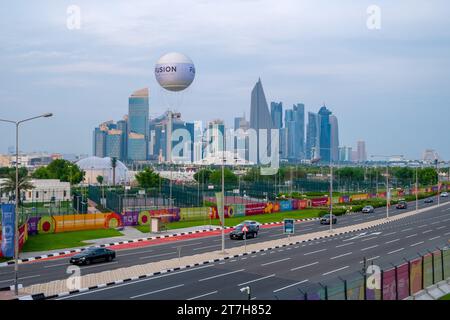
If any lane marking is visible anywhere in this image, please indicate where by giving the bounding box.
[304,249,327,256]
[199,269,245,282]
[44,262,69,268]
[238,274,276,287]
[422,230,433,234]
[193,244,221,251]
[401,228,413,232]
[56,265,215,300]
[417,225,428,228]
[359,256,380,263]
[170,242,203,249]
[410,241,425,247]
[388,248,404,255]
[0,274,41,283]
[322,266,349,276]
[436,226,446,230]
[187,290,219,300]
[361,237,378,242]
[385,239,400,244]
[330,252,352,260]
[429,236,441,241]
[81,262,119,270]
[405,234,418,239]
[261,258,291,267]
[382,232,396,237]
[130,284,184,299]
[336,242,354,248]
[273,280,309,293]
[139,252,177,260]
[361,245,378,251]
[117,249,155,257]
[290,262,319,271]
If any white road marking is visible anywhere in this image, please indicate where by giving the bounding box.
[336,242,354,248]
[56,265,215,300]
[431,221,440,225]
[361,237,378,242]
[117,249,154,257]
[193,244,220,251]
[436,226,446,230]
[261,258,291,267]
[290,262,319,271]
[273,280,309,293]
[422,230,433,234]
[330,252,352,260]
[81,262,118,270]
[322,266,349,276]
[170,242,203,249]
[382,232,396,237]
[187,291,218,300]
[405,234,418,239]
[304,249,327,256]
[410,241,425,247]
[388,248,404,255]
[385,239,400,244]
[401,228,413,232]
[199,269,245,282]
[44,263,69,268]
[130,284,184,299]
[445,232,450,236]
[139,252,177,260]
[238,274,276,286]
[0,274,41,283]
[429,236,441,241]
[361,245,378,251]
[417,225,428,228]
[359,256,380,263]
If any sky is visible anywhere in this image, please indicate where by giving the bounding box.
[0,0,449,160]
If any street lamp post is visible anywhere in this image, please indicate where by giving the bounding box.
[0,113,53,296]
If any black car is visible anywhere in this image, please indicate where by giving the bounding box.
[70,247,116,265]
[229,224,258,240]
[320,214,337,225]
[396,201,408,209]
[424,198,434,204]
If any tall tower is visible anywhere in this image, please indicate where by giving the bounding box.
[128,88,149,161]
[250,78,274,163]
[270,102,283,129]
[318,105,332,163]
[293,103,305,160]
[306,112,320,160]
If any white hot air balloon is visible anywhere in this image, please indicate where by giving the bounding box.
[154,52,195,92]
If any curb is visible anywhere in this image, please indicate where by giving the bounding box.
[0,217,319,268]
[25,214,412,300]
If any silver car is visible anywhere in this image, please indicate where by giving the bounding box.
[362,205,375,214]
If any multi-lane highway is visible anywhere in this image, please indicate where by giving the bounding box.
[0,196,448,299]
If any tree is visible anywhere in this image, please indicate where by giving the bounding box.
[193,169,213,184]
[111,157,117,186]
[135,168,161,189]
[392,167,414,186]
[96,175,104,185]
[0,169,34,204]
[32,159,84,185]
[209,168,238,185]
[418,168,438,186]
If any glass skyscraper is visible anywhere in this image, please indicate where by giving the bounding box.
[270,102,283,129]
[128,88,149,161]
[318,105,332,163]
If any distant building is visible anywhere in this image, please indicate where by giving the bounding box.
[284,109,295,160]
[339,146,353,162]
[105,129,123,159]
[93,127,106,158]
[330,115,339,162]
[270,102,283,129]
[318,105,332,163]
[128,88,149,160]
[293,103,305,160]
[422,149,441,164]
[306,112,320,160]
[250,78,274,163]
[356,140,367,163]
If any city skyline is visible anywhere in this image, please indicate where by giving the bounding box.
[1,1,450,160]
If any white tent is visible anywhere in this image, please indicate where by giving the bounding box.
[76,156,129,185]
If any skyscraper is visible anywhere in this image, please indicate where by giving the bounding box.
[93,127,106,158]
[330,115,339,162]
[105,129,122,159]
[284,109,295,160]
[128,88,149,161]
[270,102,283,129]
[356,140,367,163]
[318,105,332,163]
[117,118,128,161]
[293,103,305,160]
[306,112,320,160]
[250,78,274,163]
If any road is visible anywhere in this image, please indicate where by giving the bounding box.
[58,199,450,300]
[0,196,448,293]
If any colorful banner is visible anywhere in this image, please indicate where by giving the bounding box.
[149,208,181,223]
[382,268,397,300]
[244,203,267,215]
[350,194,369,201]
[49,213,123,233]
[339,196,350,203]
[122,211,139,226]
[423,254,433,288]
[279,200,293,211]
[27,216,41,235]
[180,207,209,221]
[396,263,410,300]
[297,199,308,209]
[346,277,365,300]
[311,197,329,207]
[215,192,224,225]
[410,258,423,294]
[1,204,15,258]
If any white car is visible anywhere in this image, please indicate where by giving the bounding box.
[242,220,261,231]
[441,192,449,198]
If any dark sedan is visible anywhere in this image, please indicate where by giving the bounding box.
[396,201,408,209]
[424,198,434,204]
[229,224,258,240]
[70,247,116,265]
[320,214,337,225]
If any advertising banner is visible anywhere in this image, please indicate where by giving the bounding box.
[215,192,224,225]
[410,258,423,294]
[396,263,410,300]
[18,223,28,251]
[297,199,308,209]
[339,196,350,203]
[27,216,41,235]
[350,194,369,201]
[346,277,365,300]
[122,211,139,226]
[423,254,433,287]
[378,192,387,199]
[245,203,267,216]
[149,208,181,223]
[180,207,209,221]
[279,200,293,212]
[382,268,397,300]
[311,197,329,207]
[233,204,246,217]
[1,204,15,258]
[53,213,107,232]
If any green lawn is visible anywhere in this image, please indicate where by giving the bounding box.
[439,294,450,300]
[21,229,124,252]
[135,209,323,233]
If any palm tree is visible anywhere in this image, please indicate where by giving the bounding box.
[0,170,34,205]
[111,157,117,187]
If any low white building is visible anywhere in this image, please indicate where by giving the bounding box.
[0,179,71,203]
